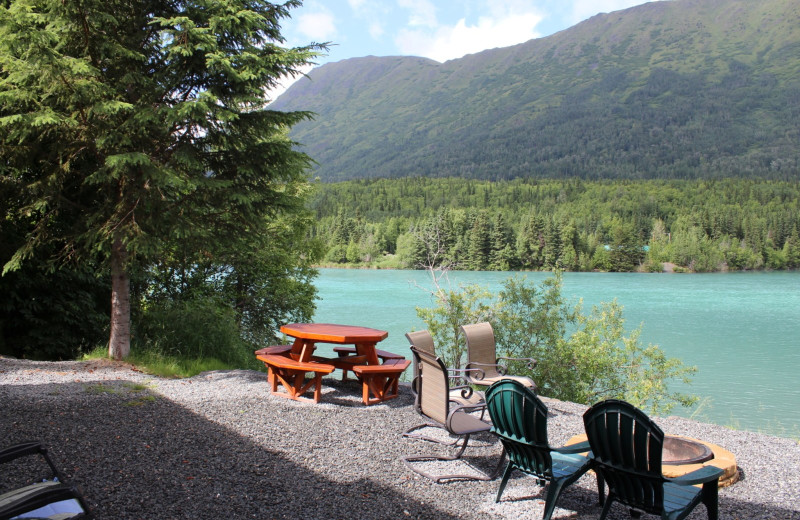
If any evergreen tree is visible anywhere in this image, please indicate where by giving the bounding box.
[467,211,491,270]
[489,213,513,270]
[543,218,563,269]
[0,0,324,358]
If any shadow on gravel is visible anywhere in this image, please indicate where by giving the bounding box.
[0,379,463,519]
[3,370,799,520]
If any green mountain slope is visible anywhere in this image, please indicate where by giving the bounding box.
[272,0,800,182]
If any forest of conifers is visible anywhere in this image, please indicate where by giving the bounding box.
[308,177,800,272]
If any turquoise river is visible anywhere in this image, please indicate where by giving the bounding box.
[309,268,800,436]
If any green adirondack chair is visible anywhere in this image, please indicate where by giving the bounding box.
[583,399,724,520]
[485,379,594,520]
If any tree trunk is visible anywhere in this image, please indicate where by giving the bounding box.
[109,236,131,360]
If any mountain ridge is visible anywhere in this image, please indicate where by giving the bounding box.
[273,0,800,182]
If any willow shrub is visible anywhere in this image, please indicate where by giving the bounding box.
[416,271,697,415]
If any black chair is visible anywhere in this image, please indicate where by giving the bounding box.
[485,379,593,519]
[0,442,91,520]
[583,400,723,520]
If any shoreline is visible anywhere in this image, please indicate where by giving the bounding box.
[2,358,799,519]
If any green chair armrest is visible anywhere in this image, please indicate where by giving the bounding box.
[668,465,724,486]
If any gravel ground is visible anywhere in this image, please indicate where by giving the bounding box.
[1,357,799,520]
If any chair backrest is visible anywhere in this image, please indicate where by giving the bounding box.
[405,330,435,356]
[461,322,500,379]
[485,379,553,477]
[410,346,450,426]
[406,330,435,395]
[583,399,666,514]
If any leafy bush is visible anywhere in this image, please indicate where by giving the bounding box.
[416,270,697,415]
[133,297,256,370]
[0,263,108,360]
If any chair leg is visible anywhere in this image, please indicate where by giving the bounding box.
[598,493,614,520]
[402,433,498,483]
[596,473,605,506]
[701,480,719,520]
[452,433,472,459]
[495,462,514,503]
[403,422,462,446]
[542,479,566,520]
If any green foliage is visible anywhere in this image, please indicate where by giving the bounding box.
[309,177,800,273]
[416,271,697,415]
[82,345,232,379]
[139,211,321,348]
[415,283,494,370]
[0,261,108,360]
[133,297,257,370]
[0,0,324,360]
[274,0,800,183]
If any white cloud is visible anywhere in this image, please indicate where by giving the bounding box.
[265,64,315,104]
[395,11,543,62]
[295,9,337,41]
[397,0,439,29]
[368,22,385,39]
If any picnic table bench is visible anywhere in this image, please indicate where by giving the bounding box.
[331,346,404,379]
[256,352,335,403]
[352,357,411,405]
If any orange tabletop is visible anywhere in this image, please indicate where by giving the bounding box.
[280,323,389,364]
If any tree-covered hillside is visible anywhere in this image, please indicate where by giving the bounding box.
[273,0,800,182]
[308,178,800,272]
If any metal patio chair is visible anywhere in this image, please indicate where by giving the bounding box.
[0,442,92,520]
[461,322,537,390]
[402,346,504,483]
[403,331,486,445]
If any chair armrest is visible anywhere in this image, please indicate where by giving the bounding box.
[667,465,724,486]
[462,363,492,379]
[452,367,486,378]
[497,356,537,369]
[0,441,45,464]
[449,384,478,399]
[0,442,65,486]
[553,440,591,454]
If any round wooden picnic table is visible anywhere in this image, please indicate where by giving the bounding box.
[280,323,389,364]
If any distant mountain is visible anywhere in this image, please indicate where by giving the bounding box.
[272,0,800,182]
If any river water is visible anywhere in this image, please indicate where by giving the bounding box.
[310,268,800,435]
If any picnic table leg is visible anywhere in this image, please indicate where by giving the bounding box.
[293,370,306,399]
[336,351,350,381]
[362,378,371,405]
[355,341,387,397]
[268,367,277,393]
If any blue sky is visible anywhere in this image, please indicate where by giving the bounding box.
[272,0,663,97]
[283,0,666,64]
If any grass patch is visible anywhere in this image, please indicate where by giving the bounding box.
[84,383,118,395]
[82,346,249,379]
[124,395,157,407]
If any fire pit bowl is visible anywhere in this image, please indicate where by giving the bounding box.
[662,435,714,465]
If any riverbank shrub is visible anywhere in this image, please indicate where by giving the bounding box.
[416,271,697,415]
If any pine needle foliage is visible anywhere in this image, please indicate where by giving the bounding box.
[0,0,326,358]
